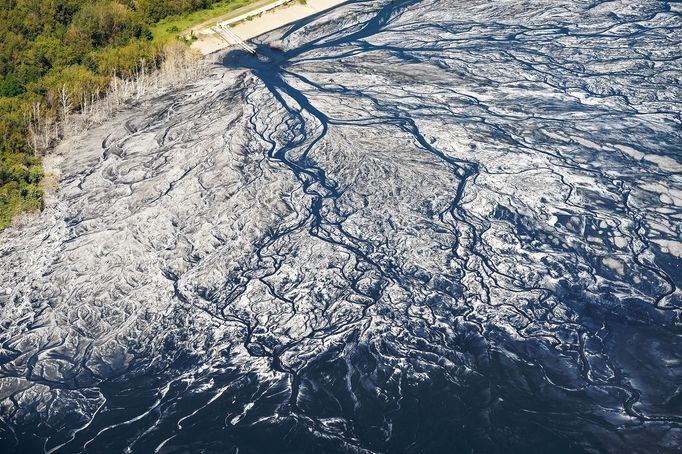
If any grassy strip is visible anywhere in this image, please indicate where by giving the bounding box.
[149,0,273,42]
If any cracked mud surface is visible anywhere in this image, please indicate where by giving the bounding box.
[1,0,681,452]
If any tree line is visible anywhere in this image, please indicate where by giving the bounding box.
[0,0,223,229]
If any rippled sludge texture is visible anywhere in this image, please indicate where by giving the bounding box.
[2,0,682,452]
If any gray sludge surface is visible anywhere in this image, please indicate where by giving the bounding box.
[1,0,681,452]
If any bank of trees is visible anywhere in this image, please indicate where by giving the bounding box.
[0,0,222,229]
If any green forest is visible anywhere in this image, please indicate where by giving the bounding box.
[0,0,238,229]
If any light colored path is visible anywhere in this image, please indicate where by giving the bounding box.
[185,0,280,34]
[191,0,347,55]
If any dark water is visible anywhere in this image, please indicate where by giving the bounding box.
[1,0,681,452]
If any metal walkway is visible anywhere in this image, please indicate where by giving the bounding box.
[212,24,256,54]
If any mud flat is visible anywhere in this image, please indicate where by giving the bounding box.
[1,1,681,452]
